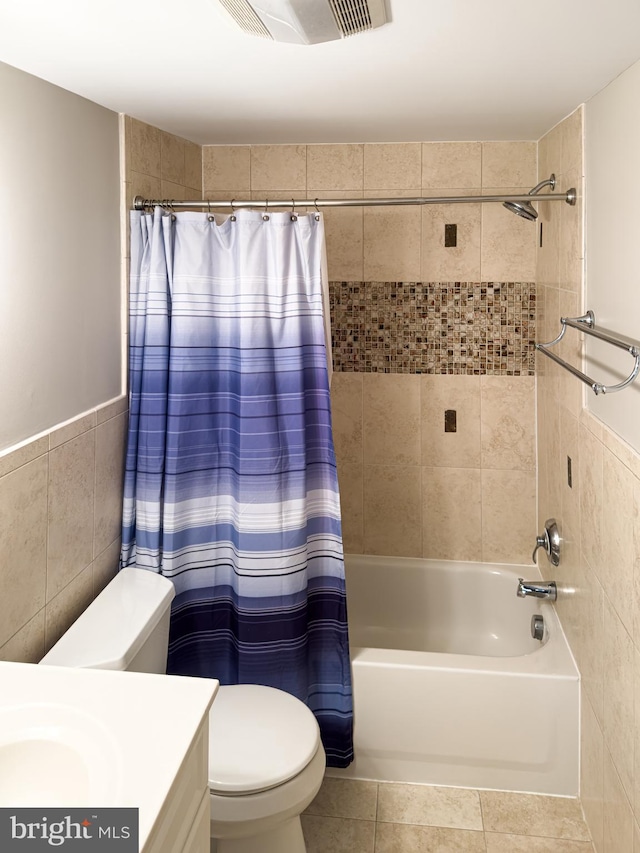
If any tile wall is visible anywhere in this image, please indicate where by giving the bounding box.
[201,139,540,563]
[537,106,640,852]
[0,114,204,667]
[0,398,128,663]
[124,116,202,207]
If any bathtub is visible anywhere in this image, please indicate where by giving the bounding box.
[328,554,579,796]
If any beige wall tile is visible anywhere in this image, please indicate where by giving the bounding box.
[557,289,583,417]
[552,523,580,623]
[203,146,251,192]
[301,814,375,853]
[363,143,421,190]
[559,172,584,293]
[127,171,162,205]
[603,423,640,482]
[337,462,363,554]
[96,395,128,425]
[331,373,363,465]
[160,180,188,200]
[47,430,95,600]
[603,598,634,801]
[481,469,536,564]
[561,106,584,178]
[363,201,422,281]
[363,374,421,466]
[635,481,640,645]
[422,467,482,561]
[307,145,363,190]
[482,141,537,188]
[581,690,604,853]
[305,777,377,820]
[420,375,481,468]
[0,435,48,478]
[310,191,363,280]
[128,118,161,178]
[422,142,482,189]
[601,446,635,635]
[0,609,45,664]
[479,791,590,840]
[538,123,563,188]
[376,822,485,852]
[635,646,640,819]
[536,200,561,288]
[160,132,185,185]
[580,404,612,440]
[485,834,593,852]
[480,376,535,471]
[363,465,421,557]
[574,556,605,729]
[94,412,127,557]
[250,145,306,192]
[421,197,481,281]
[377,783,482,830]
[0,456,48,646]
[560,407,580,539]
[184,140,202,192]
[481,188,537,281]
[49,411,96,450]
[44,563,94,653]
[604,749,634,853]
[579,422,603,578]
[93,539,121,596]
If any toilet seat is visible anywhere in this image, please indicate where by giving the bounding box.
[208,685,321,795]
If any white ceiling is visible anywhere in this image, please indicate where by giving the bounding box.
[1,0,639,145]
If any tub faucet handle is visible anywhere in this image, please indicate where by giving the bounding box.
[532,518,560,566]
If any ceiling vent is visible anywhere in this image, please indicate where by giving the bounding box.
[215,0,388,44]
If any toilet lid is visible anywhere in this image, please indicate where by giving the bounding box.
[208,684,321,795]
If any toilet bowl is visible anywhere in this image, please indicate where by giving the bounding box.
[40,568,326,853]
[208,684,325,853]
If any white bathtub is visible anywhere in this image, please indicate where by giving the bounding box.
[329,554,579,796]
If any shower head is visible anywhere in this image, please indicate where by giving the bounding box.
[503,174,557,221]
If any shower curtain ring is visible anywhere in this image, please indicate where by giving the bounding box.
[169,201,177,222]
[263,199,269,221]
[207,200,215,222]
[290,198,297,222]
[229,199,236,222]
[314,198,320,221]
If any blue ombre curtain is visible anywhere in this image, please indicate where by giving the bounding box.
[121,206,353,767]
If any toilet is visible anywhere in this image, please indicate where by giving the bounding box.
[40,567,326,853]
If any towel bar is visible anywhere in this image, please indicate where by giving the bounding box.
[536,311,640,395]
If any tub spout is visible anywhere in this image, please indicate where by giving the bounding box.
[517,578,557,601]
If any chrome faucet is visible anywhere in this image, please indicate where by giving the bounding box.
[517,578,557,601]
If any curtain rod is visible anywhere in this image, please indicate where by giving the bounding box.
[133,190,576,211]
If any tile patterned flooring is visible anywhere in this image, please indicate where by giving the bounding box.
[302,777,595,852]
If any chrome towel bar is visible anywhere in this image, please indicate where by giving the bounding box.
[536,310,640,395]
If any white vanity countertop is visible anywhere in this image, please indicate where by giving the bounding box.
[0,661,218,849]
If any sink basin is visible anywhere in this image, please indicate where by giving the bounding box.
[0,702,123,806]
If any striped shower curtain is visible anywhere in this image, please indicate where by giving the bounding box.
[121,206,353,767]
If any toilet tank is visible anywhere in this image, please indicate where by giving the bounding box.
[40,568,175,673]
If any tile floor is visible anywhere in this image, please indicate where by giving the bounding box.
[302,777,595,852]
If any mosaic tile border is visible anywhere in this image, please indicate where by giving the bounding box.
[330,281,536,375]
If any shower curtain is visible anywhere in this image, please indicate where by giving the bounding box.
[121,206,353,767]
